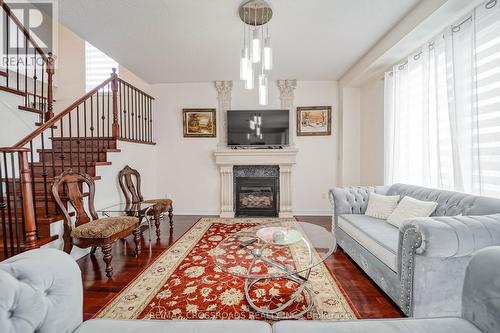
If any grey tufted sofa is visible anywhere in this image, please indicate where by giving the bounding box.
[329,183,500,318]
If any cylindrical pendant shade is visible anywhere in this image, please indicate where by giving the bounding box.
[240,48,249,80]
[245,63,254,89]
[252,29,261,63]
[263,37,272,70]
[258,74,268,105]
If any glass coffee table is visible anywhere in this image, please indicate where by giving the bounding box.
[211,221,336,319]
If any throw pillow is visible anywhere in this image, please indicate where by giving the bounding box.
[364,193,400,219]
[387,196,438,228]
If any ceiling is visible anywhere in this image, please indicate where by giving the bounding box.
[57,0,420,84]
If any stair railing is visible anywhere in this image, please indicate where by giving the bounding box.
[0,147,37,259]
[0,0,55,123]
[0,69,155,258]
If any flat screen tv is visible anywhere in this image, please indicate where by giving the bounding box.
[227,110,289,147]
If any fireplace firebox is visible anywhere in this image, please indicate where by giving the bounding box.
[234,165,279,217]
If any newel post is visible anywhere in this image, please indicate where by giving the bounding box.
[111,68,119,138]
[19,150,37,250]
[45,52,55,122]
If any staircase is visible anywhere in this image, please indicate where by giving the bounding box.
[0,2,155,260]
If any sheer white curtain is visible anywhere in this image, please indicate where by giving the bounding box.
[385,0,500,197]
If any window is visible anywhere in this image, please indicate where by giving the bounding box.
[85,42,118,92]
[384,0,500,197]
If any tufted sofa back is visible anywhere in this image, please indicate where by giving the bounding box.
[387,183,500,217]
[0,249,83,333]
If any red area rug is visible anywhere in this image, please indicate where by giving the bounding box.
[96,218,358,321]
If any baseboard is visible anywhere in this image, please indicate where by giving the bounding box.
[293,210,332,216]
[173,209,332,216]
[173,209,220,215]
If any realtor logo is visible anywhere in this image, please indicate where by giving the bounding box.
[0,0,57,69]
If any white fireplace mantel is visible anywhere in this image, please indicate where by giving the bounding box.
[214,148,298,218]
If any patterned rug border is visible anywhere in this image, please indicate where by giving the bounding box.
[94,217,358,320]
[92,216,208,319]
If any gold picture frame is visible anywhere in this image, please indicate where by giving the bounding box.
[182,108,217,137]
[296,106,332,136]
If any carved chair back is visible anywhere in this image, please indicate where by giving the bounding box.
[52,169,98,231]
[118,165,143,204]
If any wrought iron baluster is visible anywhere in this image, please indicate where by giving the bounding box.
[0,156,8,259]
[90,96,95,163]
[84,100,89,174]
[5,11,9,88]
[28,141,37,228]
[76,106,81,173]
[9,154,20,254]
[59,119,64,171]
[107,82,111,148]
[68,112,73,171]
[50,127,56,178]
[40,133,49,217]
[96,90,100,161]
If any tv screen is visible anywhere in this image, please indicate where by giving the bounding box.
[227,110,289,147]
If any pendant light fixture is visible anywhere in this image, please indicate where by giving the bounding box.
[238,0,273,105]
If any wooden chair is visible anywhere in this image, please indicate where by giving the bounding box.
[118,165,173,238]
[52,169,141,278]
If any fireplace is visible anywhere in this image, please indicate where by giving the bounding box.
[234,166,279,217]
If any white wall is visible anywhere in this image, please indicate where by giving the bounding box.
[340,87,361,186]
[360,77,385,185]
[54,23,153,115]
[152,80,338,216]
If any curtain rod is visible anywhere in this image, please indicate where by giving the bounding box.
[386,0,498,74]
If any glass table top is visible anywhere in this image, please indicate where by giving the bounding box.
[211,221,336,279]
[97,202,154,214]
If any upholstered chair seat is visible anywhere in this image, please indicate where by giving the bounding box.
[70,216,139,239]
[143,198,172,209]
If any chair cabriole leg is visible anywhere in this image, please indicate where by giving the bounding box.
[101,244,113,278]
[133,226,141,257]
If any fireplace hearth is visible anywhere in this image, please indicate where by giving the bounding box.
[234,166,279,217]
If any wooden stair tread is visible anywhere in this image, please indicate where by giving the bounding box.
[18,105,43,115]
[36,148,121,153]
[51,137,116,141]
[2,175,102,182]
[35,235,58,247]
[34,122,57,128]
[30,161,112,167]
[0,85,26,96]
[0,235,58,250]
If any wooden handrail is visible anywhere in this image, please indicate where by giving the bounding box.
[14,75,114,148]
[118,79,155,100]
[0,147,30,153]
[0,0,49,62]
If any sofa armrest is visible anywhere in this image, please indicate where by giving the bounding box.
[0,249,83,333]
[397,214,500,317]
[400,214,500,258]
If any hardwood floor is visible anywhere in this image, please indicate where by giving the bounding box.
[78,215,403,320]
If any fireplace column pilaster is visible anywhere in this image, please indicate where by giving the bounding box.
[277,79,297,147]
[214,80,233,148]
[219,165,235,218]
[279,165,293,218]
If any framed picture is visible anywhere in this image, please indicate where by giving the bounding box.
[182,108,217,137]
[296,106,332,136]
